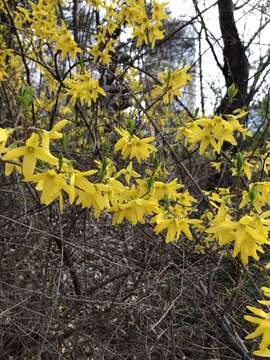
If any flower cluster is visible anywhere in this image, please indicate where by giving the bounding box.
[207,204,270,265]
[64,70,106,106]
[152,67,191,104]
[114,127,157,163]
[0,121,198,243]
[177,110,250,154]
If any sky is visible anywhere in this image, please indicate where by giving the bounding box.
[168,0,222,111]
[168,0,270,112]
[169,0,195,18]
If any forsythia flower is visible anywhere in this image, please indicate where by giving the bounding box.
[114,127,157,163]
[3,133,58,180]
[123,0,167,48]
[153,179,183,201]
[110,197,159,225]
[177,113,249,154]
[152,1,169,22]
[41,120,69,151]
[52,21,82,60]
[64,70,106,106]
[115,162,141,184]
[76,183,111,218]
[240,182,270,212]
[90,39,116,65]
[207,207,270,264]
[232,157,254,180]
[68,168,98,204]
[152,205,199,243]
[95,157,116,180]
[152,67,191,104]
[31,169,72,212]
[0,128,11,150]
[245,286,270,357]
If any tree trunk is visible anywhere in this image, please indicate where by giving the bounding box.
[217,0,249,114]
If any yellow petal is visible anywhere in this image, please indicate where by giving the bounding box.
[253,349,270,358]
[247,306,268,318]
[51,120,69,132]
[23,152,36,180]
[34,147,58,165]
[3,146,27,160]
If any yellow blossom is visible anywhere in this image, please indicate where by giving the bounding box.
[64,70,106,106]
[152,67,191,105]
[115,162,141,184]
[110,197,159,225]
[76,183,111,218]
[152,205,199,243]
[114,127,157,163]
[178,112,249,154]
[41,120,69,151]
[153,179,183,201]
[245,286,270,357]
[207,209,270,264]
[31,169,72,212]
[3,133,58,180]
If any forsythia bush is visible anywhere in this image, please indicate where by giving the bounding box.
[0,0,270,357]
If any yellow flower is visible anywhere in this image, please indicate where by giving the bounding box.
[178,113,249,154]
[153,179,183,201]
[152,1,169,22]
[211,161,222,172]
[152,205,199,243]
[241,182,270,212]
[76,183,111,218]
[94,157,116,179]
[114,127,157,163]
[0,128,20,175]
[53,21,82,60]
[115,162,141,184]
[148,24,164,48]
[3,133,58,180]
[31,169,72,212]
[245,287,270,357]
[68,169,98,204]
[207,210,270,264]
[152,67,191,105]
[4,156,22,177]
[90,44,111,65]
[232,157,253,180]
[110,197,159,225]
[41,120,69,151]
[64,70,106,107]
[0,128,12,156]
[0,128,10,144]
[182,117,218,154]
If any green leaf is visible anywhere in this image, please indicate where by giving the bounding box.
[19,85,35,109]
[146,176,154,191]
[126,119,135,135]
[78,56,85,69]
[61,133,69,150]
[248,185,258,205]
[59,153,64,171]
[194,107,200,118]
[152,156,160,170]
[227,83,238,99]
[236,152,244,175]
